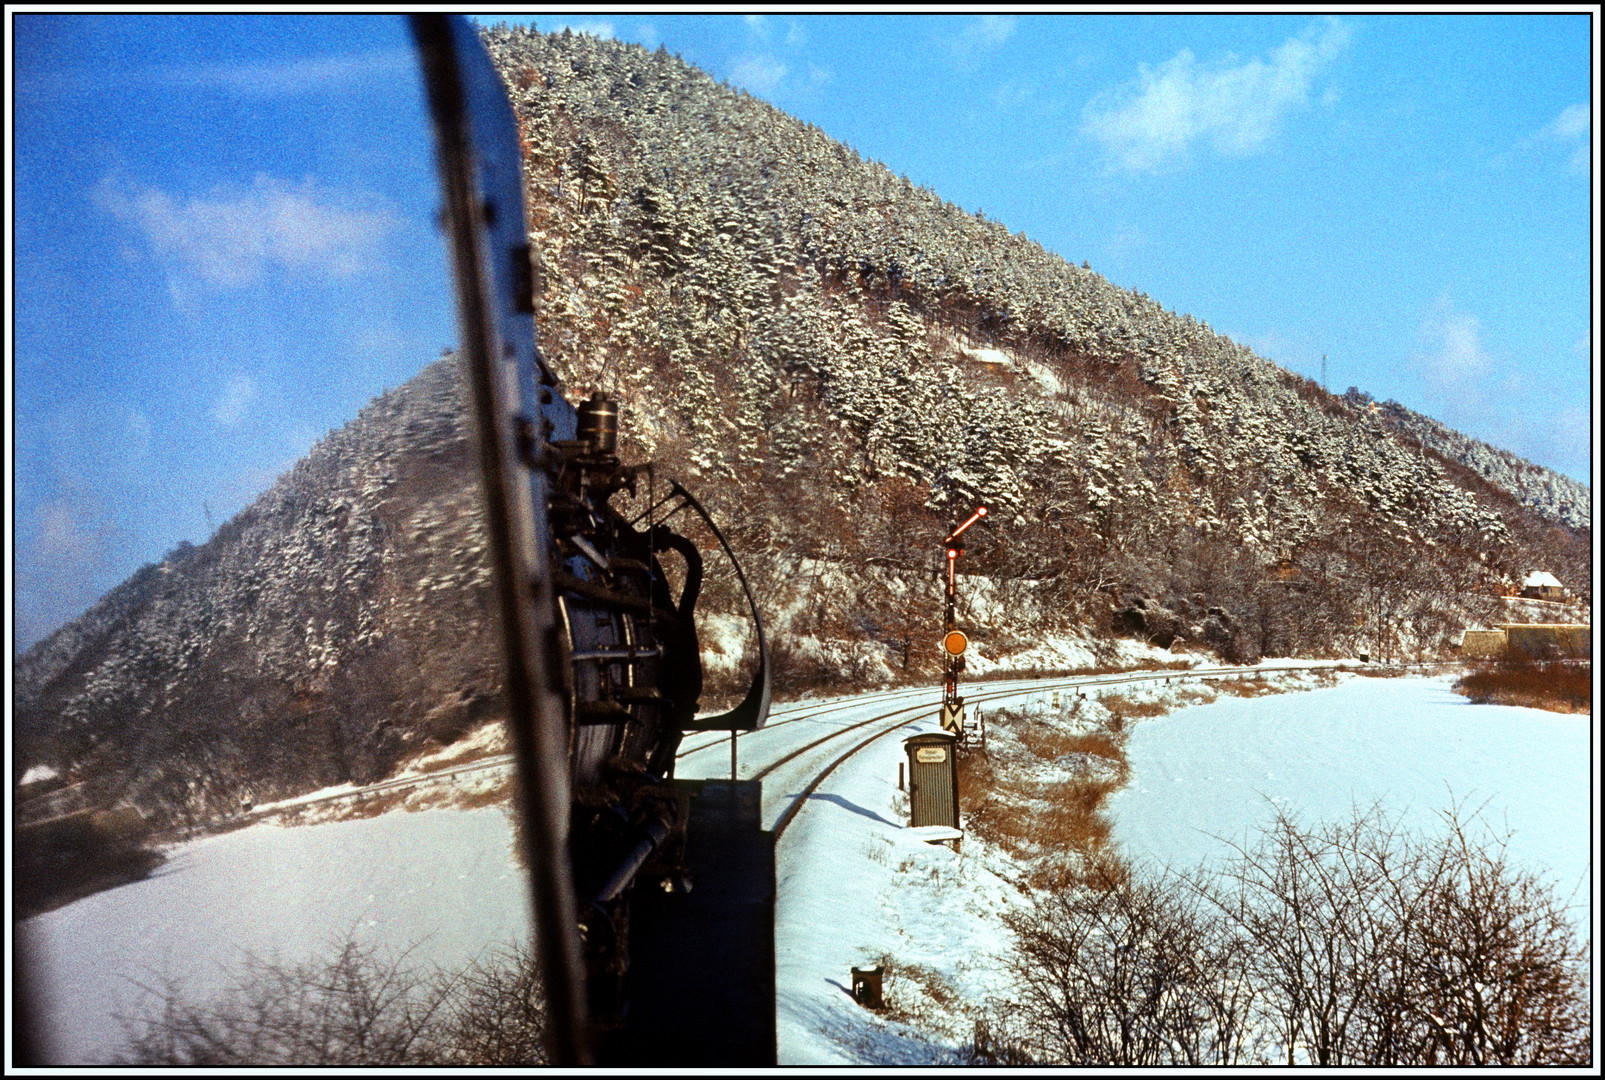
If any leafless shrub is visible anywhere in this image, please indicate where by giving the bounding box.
[997,856,1259,1065]
[1193,801,1591,1066]
[435,940,547,1065]
[996,802,1590,1066]
[963,1008,1037,1065]
[1407,811,1591,1065]
[113,936,548,1066]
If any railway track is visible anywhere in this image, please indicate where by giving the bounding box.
[202,660,1440,840]
[676,661,1376,840]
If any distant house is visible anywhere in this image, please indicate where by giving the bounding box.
[1519,571,1567,602]
[1264,559,1306,586]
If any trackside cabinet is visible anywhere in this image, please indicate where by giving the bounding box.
[903,732,959,830]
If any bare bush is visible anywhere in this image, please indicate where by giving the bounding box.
[113,936,548,1067]
[1408,813,1591,1065]
[996,857,1259,1065]
[991,803,1590,1066]
[1195,802,1591,1066]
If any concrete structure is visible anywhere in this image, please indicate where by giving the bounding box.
[1502,623,1590,659]
[1459,628,1509,659]
[1459,623,1590,660]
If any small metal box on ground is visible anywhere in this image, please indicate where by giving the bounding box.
[903,732,959,831]
[851,965,885,1009]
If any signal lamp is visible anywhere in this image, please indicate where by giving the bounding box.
[943,630,968,656]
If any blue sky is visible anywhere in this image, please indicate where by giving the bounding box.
[11,13,458,651]
[8,11,1596,653]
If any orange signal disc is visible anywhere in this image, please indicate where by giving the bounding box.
[943,630,968,656]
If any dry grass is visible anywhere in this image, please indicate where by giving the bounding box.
[960,738,1127,892]
[1097,693,1171,719]
[337,788,416,821]
[869,952,974,1044]
[996,658,1194,681]
[273,772,515,827]
[412,738,507,773]
[1454,660,1591,714]
[1202,675,1281,698]
[1017,726,1125,766]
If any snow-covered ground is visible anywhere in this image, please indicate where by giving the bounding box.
[777,670,1594,1064]
[17,671,1594,1066]
[19,807,531,1066]
[1106,672,1593,905]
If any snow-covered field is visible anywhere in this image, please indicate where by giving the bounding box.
[1106,672,1593,905]
[19,807,531,1066]
[18,671,1594,1066]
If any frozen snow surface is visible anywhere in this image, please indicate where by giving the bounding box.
[1105,672,1593,905]
[19,671,1594,1066]
[20,807,530,1066]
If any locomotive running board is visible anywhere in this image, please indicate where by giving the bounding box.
[597,779,776,1066]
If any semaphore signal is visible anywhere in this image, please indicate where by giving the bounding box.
[938,505,987,738]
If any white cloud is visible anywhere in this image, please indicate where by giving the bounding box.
[635,23,659,48]
[15,492,132,652]
[1537,103,1589,175]
[568,21,615,40]
[1082,17,1351,173]
[785,20,808,49]
[1416,298,1492,391]
[124,409,153,459]
[211,374,258,428]
[94,173,401,287]
[31,497,109,566]
[945,14,1016,68]
[744,14,769,39]
[730,55,787,96]
[1544,102,1589,140]
[1222,328,1315,374]
[1101,223,1147,270]
[155,50,414,99]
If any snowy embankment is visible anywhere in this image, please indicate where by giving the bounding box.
[19,671,1593,1066]
[773,670,1593,1064]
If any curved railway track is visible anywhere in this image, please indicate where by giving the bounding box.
[213,660,1444,840]
[676,661,1381,841]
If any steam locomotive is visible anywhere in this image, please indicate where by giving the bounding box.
[412,15,770,1064]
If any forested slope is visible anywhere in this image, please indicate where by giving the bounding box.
[482,24,1587,655]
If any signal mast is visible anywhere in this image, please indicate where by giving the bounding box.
[938,505,987,739]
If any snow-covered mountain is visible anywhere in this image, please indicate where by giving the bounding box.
[13,25,1590,824]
